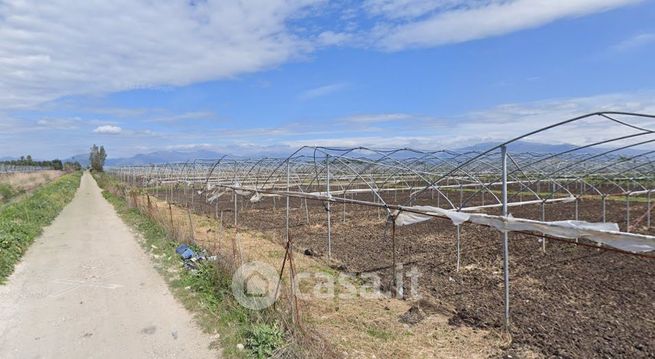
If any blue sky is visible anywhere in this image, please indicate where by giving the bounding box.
[1,0,654,159]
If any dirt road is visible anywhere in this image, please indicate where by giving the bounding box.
[0,172,219,358]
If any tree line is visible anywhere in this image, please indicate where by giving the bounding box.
[0,155,81,171]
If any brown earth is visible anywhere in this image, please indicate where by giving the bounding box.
[156,184,655,358]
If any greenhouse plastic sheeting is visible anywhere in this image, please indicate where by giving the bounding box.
[395,206,655,253]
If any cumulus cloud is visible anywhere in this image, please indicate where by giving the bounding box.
[93,125,123,135]
[0,0,321,109]
[0,0,641,109]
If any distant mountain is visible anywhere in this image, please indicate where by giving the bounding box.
[66,141,650,167]
[64,154,90,167]
[105,150,225,167]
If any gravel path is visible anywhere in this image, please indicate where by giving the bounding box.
[0,172,219,358]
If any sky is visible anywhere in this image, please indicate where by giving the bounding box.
[1,0,654,159]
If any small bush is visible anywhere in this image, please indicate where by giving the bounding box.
[246,323,285,358]
[0,183,17,202]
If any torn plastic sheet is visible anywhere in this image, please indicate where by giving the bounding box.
[395,205,655,253]
[207,191,227,203]
[394,206,470,226]
[250,192,281,203]
[234,189,253,196]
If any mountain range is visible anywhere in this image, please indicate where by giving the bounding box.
[54,140,648,167]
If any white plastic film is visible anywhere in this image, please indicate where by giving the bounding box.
[395,205,655,253]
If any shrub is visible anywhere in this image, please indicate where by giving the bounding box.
[245,323,285,358]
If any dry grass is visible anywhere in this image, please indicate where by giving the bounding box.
[0,170,63,192]
[130,192,503,358]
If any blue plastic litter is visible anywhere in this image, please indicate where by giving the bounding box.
[180,247,195,260]
[175,244,189,255]
[175,243,215,271]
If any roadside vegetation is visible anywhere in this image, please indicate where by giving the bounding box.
[95,173,293,359]
[0,171,81,283]
[0,171,66,205]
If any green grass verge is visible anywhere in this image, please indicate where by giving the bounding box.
[97,174,287,358]
[0,183,25,204]
[0,171,82,283]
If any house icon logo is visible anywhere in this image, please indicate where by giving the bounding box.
[231,261,280,310]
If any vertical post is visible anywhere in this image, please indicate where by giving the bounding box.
[234,192,238,227]
[500,145,510,331]
[459,184,463,208]
[648,191,651,229]
[304,199,310,224]
[456,224,461,272]
[541,201,546,253]
[575,197,579,221]
[391,219,402,298]
[626,194,631,233]
[286,161,290,243]
[326,155,332,260]
[602,195,606,223]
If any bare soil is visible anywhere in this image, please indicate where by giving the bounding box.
[158,185,655,358]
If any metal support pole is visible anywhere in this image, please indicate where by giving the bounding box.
[326,155,332,259]
[648,191,652,229]
[500,145,510,331]
[286,161,290,243]
[602,195,606,223]
[541,201,546,253]
[234,192,238,227]
[626,194,631,233]
[456,224,461,272]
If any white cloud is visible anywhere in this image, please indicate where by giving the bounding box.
[93,125,123,135]
[339,113,415,124]
[36,118,81,130]
[299,83,349,100]
[316,31,353,46]
[612,32,655,51]
[0,0,321,109]
[364,0,461,20]
[0,0,641,109]
[284,91,655,149]
[370,0,641,50]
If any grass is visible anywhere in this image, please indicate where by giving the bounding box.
[0,171,81,283]
[96,173,287,358]
[0,183,22,203]
[366,327,394,341]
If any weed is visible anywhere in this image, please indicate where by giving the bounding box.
[0,183,21,203]
[0,172,81,283]
[366,327,393,341]
[245,323,285,358]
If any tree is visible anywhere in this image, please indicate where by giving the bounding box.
[89,144,107,172]
[52,159,63,170]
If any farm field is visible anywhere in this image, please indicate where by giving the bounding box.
[0,170,63,204]
[111,131,655,358]
[150,186,654,357]
[4,2,655,358]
